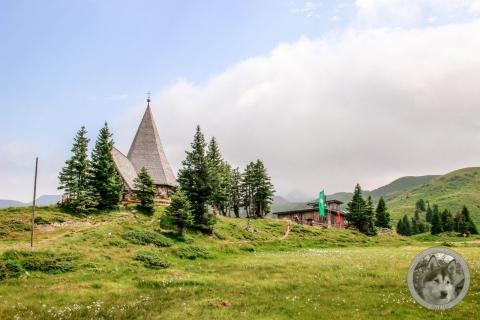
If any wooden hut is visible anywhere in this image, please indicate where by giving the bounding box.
[276,199,347,228]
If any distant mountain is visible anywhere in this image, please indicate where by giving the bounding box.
[0,195,62,209]
[0,199,26,209]
[284,189,315,203]
[273,196,289,205]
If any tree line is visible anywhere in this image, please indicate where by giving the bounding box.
[345,184,392,236]
[396,199,479,236]
[170,125,276,233]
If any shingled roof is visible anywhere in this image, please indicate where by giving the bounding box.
[126,103,177,187]
[111,147,138,190]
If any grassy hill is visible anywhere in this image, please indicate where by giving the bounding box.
[1,205,479,319]
[385,167,480,225]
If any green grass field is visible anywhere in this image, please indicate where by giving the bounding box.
[1,206,479,319]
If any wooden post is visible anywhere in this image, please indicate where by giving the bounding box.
[30,157,38,252]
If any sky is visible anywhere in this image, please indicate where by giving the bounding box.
[1,0,480,202]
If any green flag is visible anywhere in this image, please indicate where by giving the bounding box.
[319,190,325,217]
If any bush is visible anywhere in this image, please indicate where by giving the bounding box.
[121,230,174,247]
[173,245,211,259]
[0,250,78,275]
[0,260,24,280]
[109,239,128,247]
[133,251,169,269]
[34,216,50,224]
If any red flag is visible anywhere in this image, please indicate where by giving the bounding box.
[337,211,341,226]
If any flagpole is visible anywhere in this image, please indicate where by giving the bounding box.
[30,157,38,252]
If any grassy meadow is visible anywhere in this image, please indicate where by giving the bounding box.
[0,205,479,319]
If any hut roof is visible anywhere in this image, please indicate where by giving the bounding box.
[111,147,138,190]
[127,103,178,187]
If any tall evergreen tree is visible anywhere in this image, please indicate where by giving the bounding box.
[414,208,420,221]
[396,219,405,235]
[206,136,224,215]
[430,211,443,235]
[415,199,426,212]
[460,206,479,235]
[346,184,373,234]
[230,167,242,218]
[165,189,193,236]
[440,209,455,232]
[426,202,433,222]
[133,167,156,215]
[177,125,215,230]
[58,126,93,214]
[241,160,275,218]
[411,217,419,235]
[375,197,391,229]
[402,215,412,236]
[89,122,123,211]
[364,196,377,235]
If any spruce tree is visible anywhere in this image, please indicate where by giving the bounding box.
[415,199,426,212]
[440,209,455,232]
[177,125,215,230]
[364,196,377,235]
[414,208,420,221]
[418,221,426,233]
[430,211,443,235]
[58,126,93,214]
[230,167,242,218]
[375,197,391,229]
[165,189,193,236]
[241,160,275,218]
[411,217,419,235]
[426,202,433,222]
[461,206,479,235]
[396,219,405,235]
[346,184,368,233]
[206,136,224,215]
[402,215,412,236]
[90,122,123,211]
[133,167,156,215]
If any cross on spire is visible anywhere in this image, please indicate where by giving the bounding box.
[147,91,151,104]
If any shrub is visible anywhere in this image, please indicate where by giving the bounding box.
[133,251,169,269]
[34,216,50,224]
[0,260,24,280]
[121,230,173,247]
[173,245,211,259]
[109,240,128,247]
[0,250,78,275]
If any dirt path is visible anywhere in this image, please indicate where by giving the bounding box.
[281,224,291,240]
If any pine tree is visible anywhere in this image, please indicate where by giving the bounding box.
[440,209,455,232]
[426,202,433,222]
[346,184,369,234]
[230,168,242,218]
[375,197,391,229]
[418,221,426,233]
[241,160,275,218]
[206,137,224,215]
[396,219,405,235]
[461,206,479,235]
[165,189,193,236]
[402,215,412,236]
[364,196,377,235]
[414,209,420,221]
[415,199,426,212]
[411,217,419,235]
[58,126,93,214]
[430,211,443,235]
[133,167,156,215]
[177,125,215,230]
[89,122,123,211]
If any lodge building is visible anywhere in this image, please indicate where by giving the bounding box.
[276,199,347,228]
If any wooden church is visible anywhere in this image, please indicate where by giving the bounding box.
[112,95,178,206]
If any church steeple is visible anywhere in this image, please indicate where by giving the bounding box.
[126,95,177,187]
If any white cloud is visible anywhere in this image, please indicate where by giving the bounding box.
[426,17,437,23]
[331,15,341,22]
[119,19,480,196]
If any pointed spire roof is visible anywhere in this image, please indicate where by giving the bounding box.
[127,98,177,187]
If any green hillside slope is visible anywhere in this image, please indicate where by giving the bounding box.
[386,167,480,225]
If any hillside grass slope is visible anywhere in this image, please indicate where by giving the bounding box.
[1,205,479,319]
[386,167,480,225]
